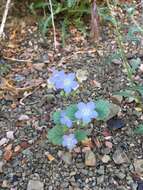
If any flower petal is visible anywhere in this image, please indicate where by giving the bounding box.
[75,111,82,119]
[64,86,72,94]
[91,111,98,118]
[67,73,75,80]
[87,101,95,109]
[71,81,79,90]
[77,102,86,110]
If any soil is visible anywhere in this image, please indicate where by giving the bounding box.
[0,2,143,190]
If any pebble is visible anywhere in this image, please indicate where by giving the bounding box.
[27,180,44,190]
[61,152,72,165]
[85,150,96,166]
[0,161,4,173]
[113,148,129,164]
[105,103,120,121]
[76,69,88,83]
[130,182,138,190]
[101,155,111,163]
[33,63,45,71]
[2,180,9,188]
[0,138,8,146]
[18,114,30,121]
[115,172,126,180]
[97,166,105,175]
[105,141,113,149]
[6,131,14,140]
[97,175,104,185]
[134,159,143,174]
[111,95,123,104]
[14,145,21,153]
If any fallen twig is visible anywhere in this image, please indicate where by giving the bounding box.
[0,0,11,39]
[3,56,33,63]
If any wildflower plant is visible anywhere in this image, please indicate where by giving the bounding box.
[48,70,79,94]
[48,99,114,150]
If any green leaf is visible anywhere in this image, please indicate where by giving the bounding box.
[113,90,135,98]
[75,130,87,142]
[130,58,141,73]
[126,25,142,43]
[105,51,121,65]
[52,111,61,125]
[135,85,143,96]
[134,124,143,135]
[67,0,76,8]
[66,104,78,121]
[48,126,64,145]
[95,99,110,121]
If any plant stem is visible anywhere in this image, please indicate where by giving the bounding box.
[106,0,134,84]
[106,0,142,106]
[0,0,11,39]
[48,0,57,50]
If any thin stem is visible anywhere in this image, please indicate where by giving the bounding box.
[106,0,134,84]
[106,0,142,105]
[48,0,57,50]
[131,15,143,34]
[0,0,11,39]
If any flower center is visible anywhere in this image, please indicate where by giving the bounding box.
[63,79,71,86]
[82,108,91,116]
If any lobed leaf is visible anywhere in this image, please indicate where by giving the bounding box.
[52,111,61,125]
[134,124,143,135]
[75,130,87,142]
[48,126,64,145]
[95,99,110,121]
[65,104,78,121]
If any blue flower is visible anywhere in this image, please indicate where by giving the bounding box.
[48,70,79,94]
[62,134,78,150]
[56,73,79,94]
[48,70,65,89]
[75,101,98,123]
[60,112,72,128]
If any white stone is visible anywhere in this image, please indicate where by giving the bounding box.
[27,180,44,190]
[0,138,8,146]
[6,131,14,140]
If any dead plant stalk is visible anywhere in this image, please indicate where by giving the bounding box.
[0,0,11,39]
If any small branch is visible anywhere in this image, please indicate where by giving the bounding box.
[0,0,11,39]
[48,0,57,50]
[3,56,32,63]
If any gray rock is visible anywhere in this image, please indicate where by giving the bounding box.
[85,150,96,166]
[97,175,104,185]
[113,148,129,164]
[130,182,138,190]
[116,186,127,190]
[134,159,143,174]
[27,180,44,190]
[61,152,72,165]
[111,95,123,104]
[76,69,88,83]
[115,172,126,180]
[0,161,4,173]
[105,104,120,121]
[97,166,105,175]
[101,155,111,163]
